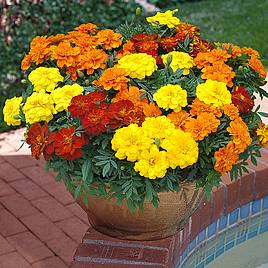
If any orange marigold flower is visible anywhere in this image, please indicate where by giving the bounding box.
[28,36,51,65]
[256,123,268,146]
[78,48,108,75]
[184,113,220,141]
[214,142,239,174]
[159,36,178,52]
[190,98,222,118]
[221,43,242,58]
[194,49,231,68]
[241,47,260,58]
[51,41,80,68]
[117,40,135,58]
[142,102,162,117]
[74,23,97,34]
[93,67,129,91]
[227,117,252,153]
[112,86,148,106]
[96,29,122,50]
[223,104,240,120]
[248,57,266,78]
[201,62,236,87]
[175,22,200,42]
[190,37,213,57]
[167,110,191,130]
[67,31,97,51]
[21,54,32,72]
[131,33,158,43]
[47,34,67,45]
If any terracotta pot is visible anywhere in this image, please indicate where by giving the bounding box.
[76,182,203,241]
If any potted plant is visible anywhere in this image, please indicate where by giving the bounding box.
[3,9,268,241]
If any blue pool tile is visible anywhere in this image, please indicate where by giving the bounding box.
[240,204,250,219]
[260,224,268,234]
[182,249,188,262]
[229,209,239,225]
[252,200,261,214]
[196,261,204,268]
[205,254,215,265]
[188,239,196,252]
[197,229,206,244]
[247,230,258,239]
[208,222,217,238]
[263,196,268,210]
[215,247,224,257]
[219,215,227,231]
[236,235,247,245]
[226,241,235,251]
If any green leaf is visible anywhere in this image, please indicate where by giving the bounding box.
[258,112,268,117]
[74,185,81,200]
[102,162,111,177]
[145,180,154,201]
[82,159,93,182]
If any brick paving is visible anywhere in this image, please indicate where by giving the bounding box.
[0,129,89,267]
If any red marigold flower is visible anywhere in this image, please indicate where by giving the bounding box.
[231,86,254,113]
[159,36,178,52]
[69,92,108,119]
[81,108,110,136]
[131,33,158,43]
[175,22,200,42]
[26,123,52,160]
[135,40,158,56]
[52,126,87,160]
[108,100,145,128]
[190,37,214,57]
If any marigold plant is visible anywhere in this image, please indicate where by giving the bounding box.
[3,9,268,211]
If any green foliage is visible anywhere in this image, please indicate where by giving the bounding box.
[0,0,141,132]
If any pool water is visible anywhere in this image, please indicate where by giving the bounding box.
[178,197,268,268]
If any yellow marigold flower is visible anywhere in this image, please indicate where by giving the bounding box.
[28,67,64,93]
[23,92,55,124]
[134,145,169,179]
[146,9,180,28]
[256,123,268,146]
[3,96,23,126]
[51,84,84,112]
[153,84,187,111]
[162,51,194,75]
[111,124,153,162]
[117,53,157,79]
[196,79,231,109]
[161,128,198,169]
[141,116,175,142]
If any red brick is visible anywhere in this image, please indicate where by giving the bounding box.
[0,162,25,182]
[33,196,73,222]
[239,172,255,205]
[0,209,26,237]
[0,252,31,268]
[0,194,39,218]
[0,156,6,164]
[66,203,88,224]
[56,217,89,243]
[9,178,48,201]
[0,178,16,196]
[42,182,74,205]
[248,160,268,199]
[20,166,55,185]
[190,209,200,240]
[32,256,68,268]
[0,140,15,154]
[221,173,232,185]
[0,235,15,255]
[226,179,240,213]
[199,197,212,230]
[212,186,225,222]
[46,233,78,264]
[7,231,53,263]
[78,228,175,268]
[3,155,38,169]
[20,212,64,242]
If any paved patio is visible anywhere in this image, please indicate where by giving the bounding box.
[0,128,89,268]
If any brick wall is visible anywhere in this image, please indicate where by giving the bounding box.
[71,147,268,268]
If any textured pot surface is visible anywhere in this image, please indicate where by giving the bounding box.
[77,182,203,241]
